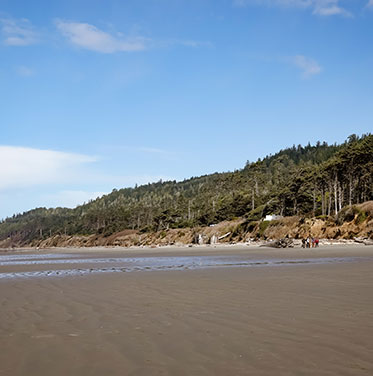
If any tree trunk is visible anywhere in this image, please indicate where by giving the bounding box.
[334,176,338,215]
[327,184,332,216]
[252,189,255,210]
[349,175,353,206]
[338,183,343,212]
[255,178,259,196]
[312,185,316,216]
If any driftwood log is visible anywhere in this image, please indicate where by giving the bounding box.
[354,237,373,245]
[218,232,231,240]
[261,238,294,248]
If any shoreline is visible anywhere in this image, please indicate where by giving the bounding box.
[1,237,372,254]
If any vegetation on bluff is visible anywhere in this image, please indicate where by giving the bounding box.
[1,134,372,245]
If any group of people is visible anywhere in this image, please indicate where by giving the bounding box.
[302,237,319,248]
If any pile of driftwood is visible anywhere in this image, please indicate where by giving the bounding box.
[354,237,373,245]
[261,238,294,248]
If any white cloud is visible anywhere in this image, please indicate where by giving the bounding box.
[233,0,352,16]
[55,20,147,53]
[366,0,373,8]
[291,55,322,77]
[312,0,352,16]
[55,20,210,53]
[0,146,180,218]
[0,145,176,191]
[0,146,97,191]
[0,17,39,46]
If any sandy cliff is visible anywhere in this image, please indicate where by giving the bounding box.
[1,202,371,249]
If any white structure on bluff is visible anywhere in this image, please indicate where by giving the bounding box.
[265,214,283,221]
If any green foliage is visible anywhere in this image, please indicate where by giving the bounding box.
[258,221,271,237]
[355,210,367,225]
[246,205,267,221]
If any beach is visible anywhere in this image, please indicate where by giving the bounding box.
[1,245,373,375]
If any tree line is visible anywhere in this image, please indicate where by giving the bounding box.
[1,134,372,244]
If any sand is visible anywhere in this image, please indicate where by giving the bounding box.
[1,245,373,375]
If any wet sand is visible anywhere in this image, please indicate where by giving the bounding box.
[1,245,373,375]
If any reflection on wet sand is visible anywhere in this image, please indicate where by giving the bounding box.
[0,251,367,280]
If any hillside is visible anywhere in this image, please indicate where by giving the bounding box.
[1,134,372,247]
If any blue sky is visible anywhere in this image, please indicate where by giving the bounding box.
[1,0,372,219]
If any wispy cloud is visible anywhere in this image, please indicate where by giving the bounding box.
[1,16,209,53]
[291,55,322,78]
[0,145,178,218]
[0,146,97,190]
[16,65,35,77]
[312,0,352,16]
[0,145,175,191]
[233,0,352,17]
[55,20,148,53]
[366,0,373,8]
[0,17,39,46]
[55,20,210,53]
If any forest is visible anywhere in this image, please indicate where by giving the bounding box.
[1,134,372,244]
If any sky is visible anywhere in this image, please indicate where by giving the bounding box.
[1,0,372,219]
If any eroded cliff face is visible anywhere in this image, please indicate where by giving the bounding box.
[1,202,372,249]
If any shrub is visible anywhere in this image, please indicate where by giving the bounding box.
[258,220,270,237]
[336,206,357,225]
[355,210,367,225]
